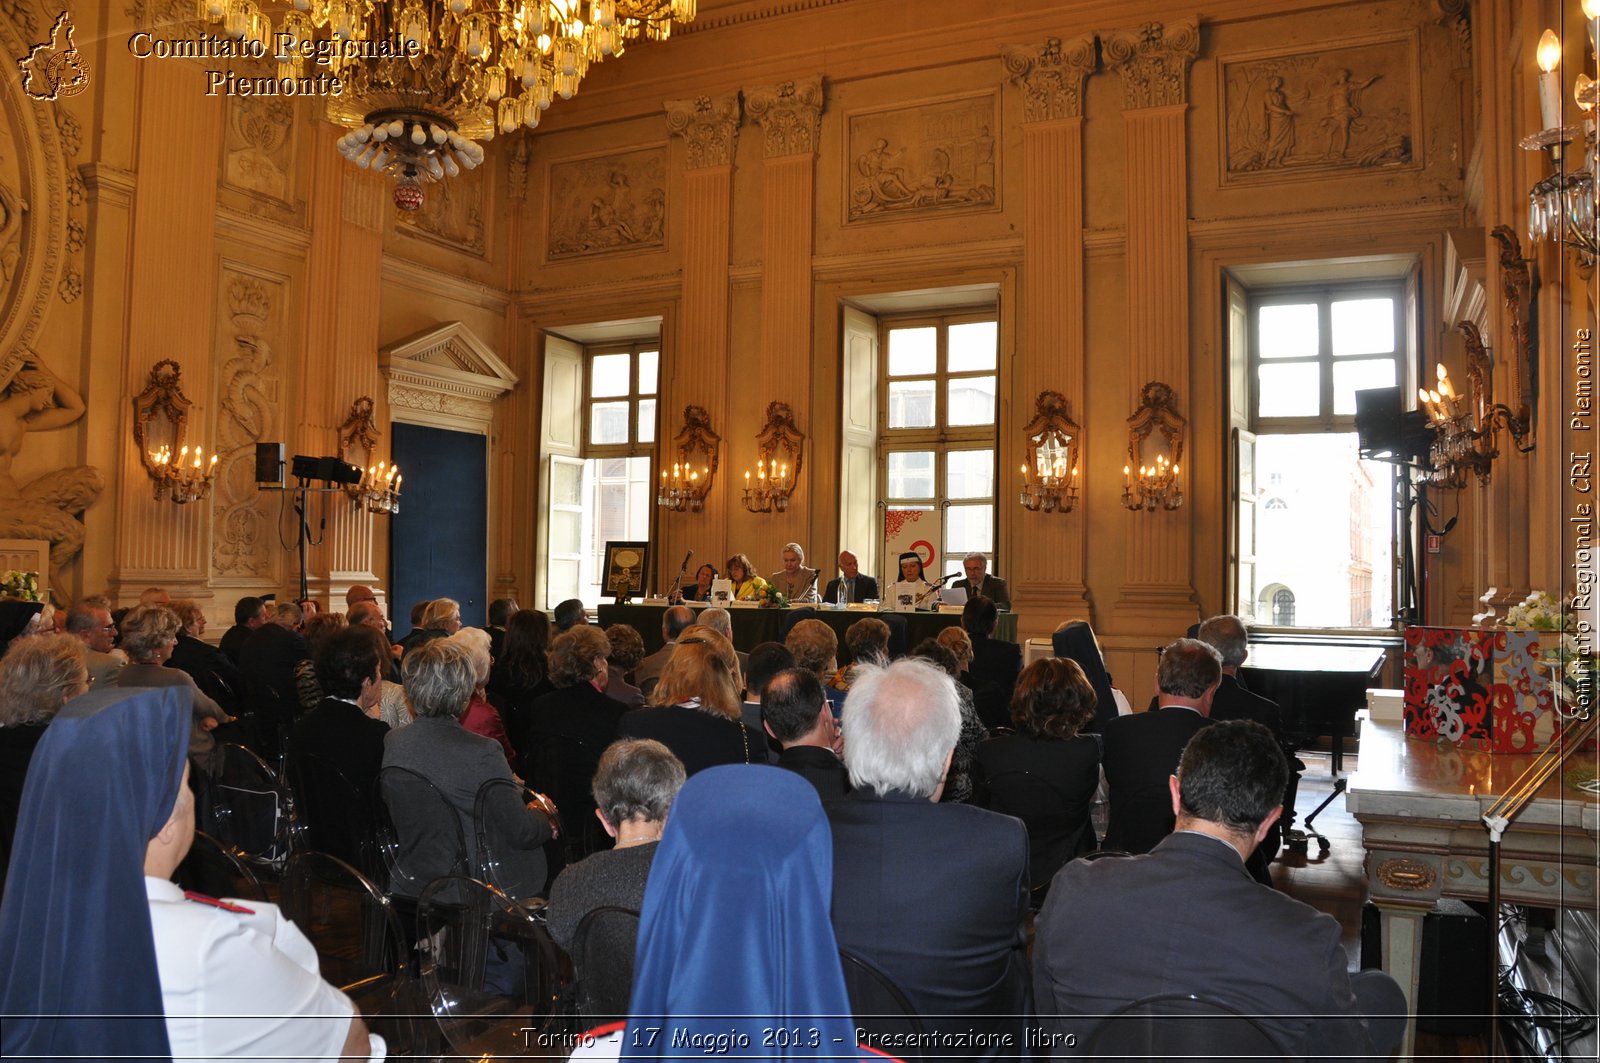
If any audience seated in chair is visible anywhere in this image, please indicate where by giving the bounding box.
[519,625,627,819]
[447,626,517,768]
[907,638,988,804]
[1051,620,1124,730]
[601,624,647,711]
[0,634,88,898]
[546,738,684,984]
[974,656,1101,893]
[117,605,232,778]
[631,605,693,696]
[739,641,793,762]
[382,640,553,899]
[826,658,1029,1059]
[217,595,266,668]
[166,599,244,715]
[619,628,763,776]
[487,609,554,739]
[1101,638,1220,855]
[237,600,310,757]
[962,596,1021,715]
[568,765,864,1061]
[762,668,849,800]
[64,596,125,689]
[1033,720,1408,1060]
[0,685,378,1062]
[786,618,845,715]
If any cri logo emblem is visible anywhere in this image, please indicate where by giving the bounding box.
[18,12,91,102]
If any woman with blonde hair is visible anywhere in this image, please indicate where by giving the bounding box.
[0,633,88,892]
[447,626,516,767]
[619,627,762,775]
[115,604,231,777]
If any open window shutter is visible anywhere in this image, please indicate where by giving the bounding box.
[540,334,584,610]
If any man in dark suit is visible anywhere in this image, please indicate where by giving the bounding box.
[962,594,1022,710]
[217,595,266,667]
[822,550,880,605]
[739,641,792,761]
[763,668,848,799]
[632,605,694,695]
[287,628,389,863]
[828,658,1029,1057]
[953,552,1011,611]
[238,601,311,757]
[1100,638,1219,854]
[1034,721,1407,1060]
[1197,614,1284,736]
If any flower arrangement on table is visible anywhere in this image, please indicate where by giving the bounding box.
[1,570,42,602]
[1478,588,1593,720]
[752,581,789,609]
[733,576,770,602]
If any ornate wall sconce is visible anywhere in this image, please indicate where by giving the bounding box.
[1018,390,1080,513]
[132,359,215,504]
[657,404,720,513]
[741,401,805,514]
[1418,323,1536,489]
[1122,381,1185,512]
[337,396,403,514]
[1521,23,1598,259]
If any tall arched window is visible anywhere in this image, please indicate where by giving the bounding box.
[1272,588,1297,626]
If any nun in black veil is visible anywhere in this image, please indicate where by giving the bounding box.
[1051,620,1122,730]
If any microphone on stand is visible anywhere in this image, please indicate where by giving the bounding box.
[934,571,962,585]
[670,549,694,603]
[799,567,821,602]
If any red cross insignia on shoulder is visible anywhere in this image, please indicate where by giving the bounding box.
[182,890,255,914]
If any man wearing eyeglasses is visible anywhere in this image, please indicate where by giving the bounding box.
[65,596,126,688]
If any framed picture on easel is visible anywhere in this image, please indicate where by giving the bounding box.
[602,541,650,601]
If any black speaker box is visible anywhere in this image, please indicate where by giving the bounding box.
[254,442,284,486]
[1361,898,1490,1035]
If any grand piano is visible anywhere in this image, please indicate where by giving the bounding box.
[1239,640,1391,775]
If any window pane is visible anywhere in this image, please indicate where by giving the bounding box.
[549,558,580,604]
[1332,299,1395,356]
[590,401,630,444]
[1332,359,1397,415]
[1257,363,1320,417]
[887,327,937,377]
[1258,304,1319,359]
[947,375,996,426]
[590,353,631,397]
[551,509,581,553]
[551,461,582,506]
[946,504,993,557]
[1253,433,1392,628]
[888,380,936,428]
[946,449,994,499]
[637,398,656,444]
[887,450,936,499]
[948,321,997,372]
[638,351,659,394]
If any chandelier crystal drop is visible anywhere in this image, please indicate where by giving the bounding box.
[197,0,696,210]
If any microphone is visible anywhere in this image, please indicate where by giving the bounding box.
[801,567,820,598]
[670,550,694,602]
[934,571,962,585]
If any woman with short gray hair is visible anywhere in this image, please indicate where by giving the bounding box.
[545,738,686,949]
[767,542,820,603]
[448,627,516,766]
[115,605,231,777]
[385,639,556,899]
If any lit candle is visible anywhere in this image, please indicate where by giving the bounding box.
[1123,464,1131,486]
[1537,29,1564,131]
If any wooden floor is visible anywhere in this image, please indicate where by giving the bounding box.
[1273,749,1489,1061]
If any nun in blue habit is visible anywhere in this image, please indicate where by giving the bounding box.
[1051,620,1120,731]
[0,684,190,1063]
[574,763,873,1061]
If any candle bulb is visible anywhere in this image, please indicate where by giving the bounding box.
[1537,28,1564,131]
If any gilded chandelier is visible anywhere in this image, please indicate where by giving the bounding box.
[197,0,695,210]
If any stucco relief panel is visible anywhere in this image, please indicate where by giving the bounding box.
[396,159,487,256]
[210,268,286,582]
[221,94,297,211]
[844,94,998,224]
[545,147,666,261]
[1219,34,1420,184]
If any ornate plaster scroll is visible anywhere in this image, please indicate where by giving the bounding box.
[1101,19,1200,110]
[1003,35,1097,122]
[1221,37,1416,180]
[211,273,283,579]
[846,93,998,221]
[746,78,824,157]
[665,91,742,169]
[222,95,295,209]
[547,147,666,260]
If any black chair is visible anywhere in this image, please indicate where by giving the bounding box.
[473,777,552,900]
[415,875,572,1056]
[206,742,293,872]
[173,829,269,902]
[838,947,924,1062]
[286,751,377,873]
[1085,993,1287,1062]
[571,905,640,1027]
[280,851,419,1056]
[982,769,1094,905]
[376,766,470,902]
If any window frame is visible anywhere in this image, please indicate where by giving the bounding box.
[1236,278,1413,633]
[878,311,999,568]
[581,342,659,459]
